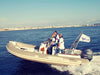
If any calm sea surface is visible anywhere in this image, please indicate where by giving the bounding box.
[0,26,100,75]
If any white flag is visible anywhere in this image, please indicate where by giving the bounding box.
[79,34,90,42]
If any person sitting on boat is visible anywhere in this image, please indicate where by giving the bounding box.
[47,34,56,54]
[57,34,65,54]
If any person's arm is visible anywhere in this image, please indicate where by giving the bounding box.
[47,41,53,48]
[50,41,54,45]
[48,38,55,47]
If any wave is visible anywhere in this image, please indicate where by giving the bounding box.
[51,55,100,75]
[93,52,100,56]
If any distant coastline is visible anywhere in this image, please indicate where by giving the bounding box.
[0,24,100,31]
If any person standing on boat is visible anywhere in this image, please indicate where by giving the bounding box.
[47,34,56,54]
[47,31,59,55]
[57,34,65,54]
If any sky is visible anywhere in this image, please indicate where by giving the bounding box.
[0,0,100,28]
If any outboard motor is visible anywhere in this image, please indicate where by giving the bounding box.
[81,49,93,61]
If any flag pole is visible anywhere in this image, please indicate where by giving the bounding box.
[70,31,83,49]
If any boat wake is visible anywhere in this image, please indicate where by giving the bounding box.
[93,52,100,56]
[51,54,100,75]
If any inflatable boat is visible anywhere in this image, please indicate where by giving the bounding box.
[6,41,93,66]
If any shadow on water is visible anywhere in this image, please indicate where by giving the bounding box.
[13,60,72,75]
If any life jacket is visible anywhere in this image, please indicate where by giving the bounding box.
[55,34,59,44]
[58,37,65,49]
[59,37,64,43]
[51,37,56,45]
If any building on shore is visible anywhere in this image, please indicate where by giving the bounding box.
[0,24,100,31]
[94,23,100,26]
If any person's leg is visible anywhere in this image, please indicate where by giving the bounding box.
[61,49,64,54]
[56,48,60,54]
[47,45,53,54]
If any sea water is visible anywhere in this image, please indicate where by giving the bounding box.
[0,26,100,75]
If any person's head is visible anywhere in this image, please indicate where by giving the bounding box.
[54,31,57,35]
[51,34,55,38]
[59,34,63,38]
